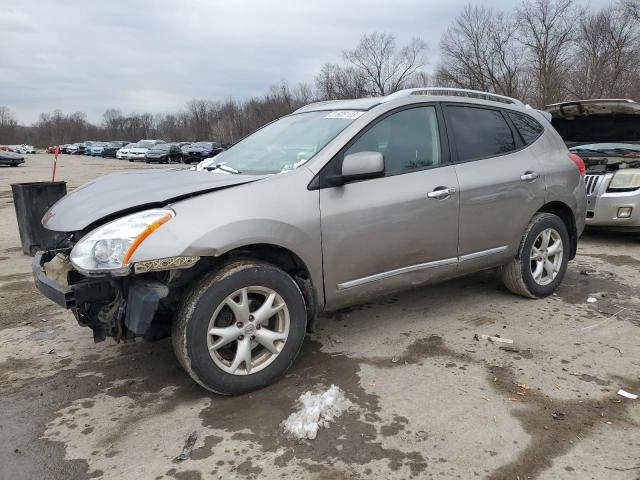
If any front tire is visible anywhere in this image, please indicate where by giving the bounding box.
[172,261,307,395]
[501,213,570,298]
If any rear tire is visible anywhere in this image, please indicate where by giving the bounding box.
[172,261,307,395]
[501,213,570,298]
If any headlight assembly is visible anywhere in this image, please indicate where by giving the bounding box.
[70,209,174,275]
[608,169,640,191]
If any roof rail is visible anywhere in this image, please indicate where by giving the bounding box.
[383,87,525,107]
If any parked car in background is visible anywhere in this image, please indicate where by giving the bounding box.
[127,140,166,162]
[0,151,25,166]
[101,141,130,158]
[144,143,184,163]
[8,144,36,154]
[180,142,193,154]
[116,142,136,160]
[546,99,640,232]
[67,143,81,155]
[183,141,224,164]
[33,88,586,395]
[77,141,94,155]
[90,142,109,156]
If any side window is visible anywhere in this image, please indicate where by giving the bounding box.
[447,106,515,161]
[507,111,544,145]
[344,106,441,175]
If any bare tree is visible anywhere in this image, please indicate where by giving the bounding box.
[568,1,640,98]
[343,32,428,95]
[315,63,369,100]
[438,5,526,98]
[0,106,18,142]
[516,0,582,106]
[625,0,640,19]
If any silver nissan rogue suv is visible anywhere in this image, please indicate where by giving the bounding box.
[33,88,587,395]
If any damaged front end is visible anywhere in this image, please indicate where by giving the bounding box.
[33,248,201,342]
[546,99,640,229]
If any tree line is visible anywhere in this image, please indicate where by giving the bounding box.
[1,0,638,147]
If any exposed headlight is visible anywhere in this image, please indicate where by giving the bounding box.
[70,209,174,275]
[609,169,640,191]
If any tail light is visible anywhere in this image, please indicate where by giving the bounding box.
[568,153,586,176]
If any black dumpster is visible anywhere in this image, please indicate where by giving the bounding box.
[11,181,68,255]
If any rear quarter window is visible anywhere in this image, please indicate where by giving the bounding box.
[446,105,516,161]
[507,111,544,145]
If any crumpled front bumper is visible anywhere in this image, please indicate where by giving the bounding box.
[585,173,640,230]
[32,249,114,310]
[32,249,172,342]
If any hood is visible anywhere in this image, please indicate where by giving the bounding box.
[545,99,640,146]
[43,169,268,232]
[129,147,149,154]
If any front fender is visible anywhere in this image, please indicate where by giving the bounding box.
[129,168,324,305]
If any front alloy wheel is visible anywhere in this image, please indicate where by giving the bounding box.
[172,261,307,395]
[207,286,289,375]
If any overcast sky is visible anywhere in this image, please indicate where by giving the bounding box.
[1,0,607,124]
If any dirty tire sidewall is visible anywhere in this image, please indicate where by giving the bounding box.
[519,213,570,298]
[174,262,307,395]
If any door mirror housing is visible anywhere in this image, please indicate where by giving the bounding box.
[326,151,384,186]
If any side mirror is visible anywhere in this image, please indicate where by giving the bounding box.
[340,151,384,183]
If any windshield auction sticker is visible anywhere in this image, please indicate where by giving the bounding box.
[325,111,365,119]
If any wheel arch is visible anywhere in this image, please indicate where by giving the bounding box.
[212,243,319,331]
[536,201,578,259]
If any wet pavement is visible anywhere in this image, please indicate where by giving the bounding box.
[1,154,639,479]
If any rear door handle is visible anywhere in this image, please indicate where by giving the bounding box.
[520,171,539,182]
[427,187,457,199]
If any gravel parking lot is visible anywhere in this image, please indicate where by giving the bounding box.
[1,154,639,480]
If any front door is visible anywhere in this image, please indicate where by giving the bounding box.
[319,105,460,308]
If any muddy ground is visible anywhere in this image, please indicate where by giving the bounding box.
[1,154,639,479]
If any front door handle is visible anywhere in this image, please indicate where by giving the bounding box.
[427,187,457,199]
[520,171,539,182]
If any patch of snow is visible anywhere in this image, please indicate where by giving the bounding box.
[282,385,352,440]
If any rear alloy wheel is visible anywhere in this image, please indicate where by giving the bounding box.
[173,261,307,395]
[529,228,563,286]
[501,213,570,298]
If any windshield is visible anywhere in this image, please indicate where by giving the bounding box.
[136,141,157,148]
[202,110,362,173]
[152,144,171,151]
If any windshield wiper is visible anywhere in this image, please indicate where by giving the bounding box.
[205,163,241,174]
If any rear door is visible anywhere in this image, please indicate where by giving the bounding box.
[444,104,546,270]
[319,104,460,308]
